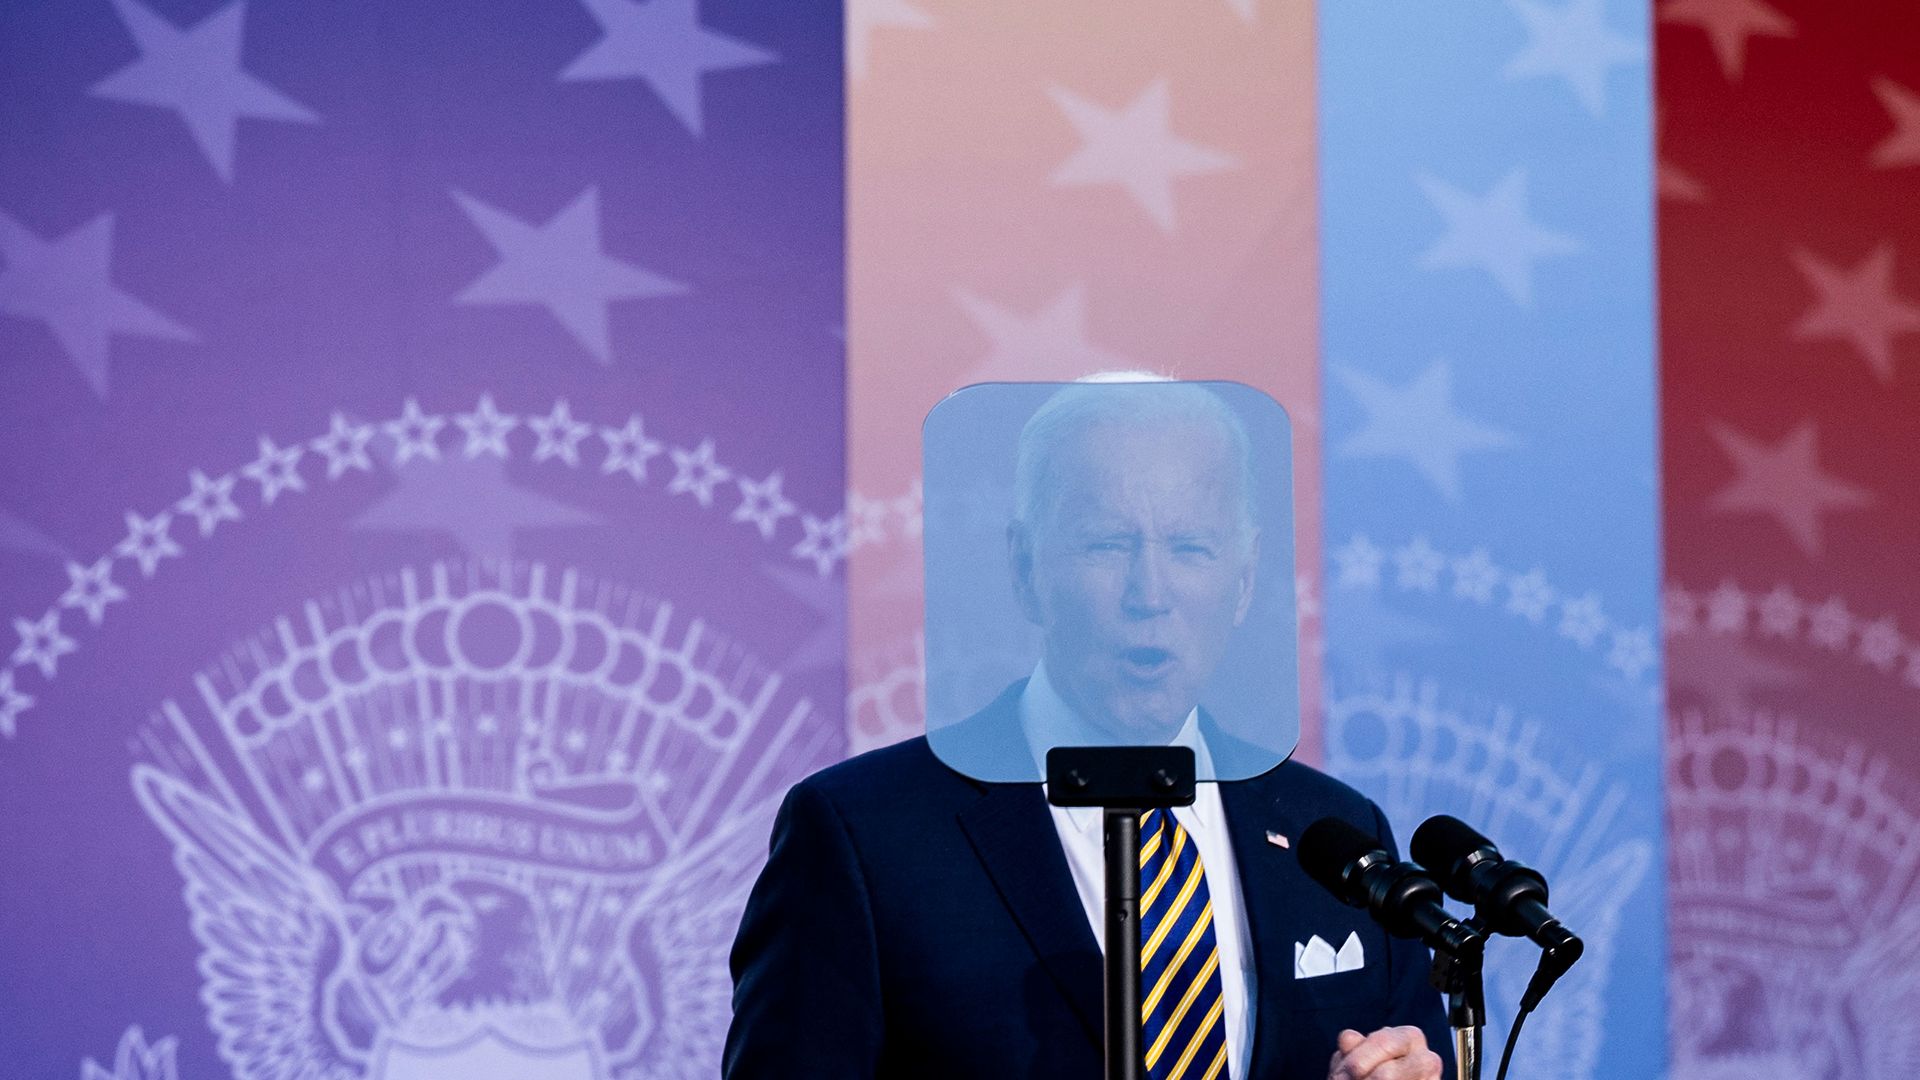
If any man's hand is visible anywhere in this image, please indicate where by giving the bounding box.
[1326,1026,1444,1080]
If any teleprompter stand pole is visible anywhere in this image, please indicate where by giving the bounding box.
[1047,745,1197,1080]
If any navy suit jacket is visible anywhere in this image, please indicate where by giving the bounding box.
[724,684,1451,1079]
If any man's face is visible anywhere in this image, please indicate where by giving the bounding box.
[1010,419,1258,740]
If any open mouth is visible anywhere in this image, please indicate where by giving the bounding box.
[1120,647,1174,680]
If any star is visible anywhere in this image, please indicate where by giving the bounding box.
[1663,584,1700,634]
[1392,537,1444,592]
[1451,548,1503,604]
[559,0,778,136]
[455,393,518,458]
[1506,569,1555,622]
[1857,616,1904,671]
[1871,78,1920,168]
[762,562,843,673]
[668,439,731,507]
[1807,596,1853,650]
[846,491,890,550]
[1332,535,1384,589]
[240,436,306,505]
[1335,361,1518,502]
[0,211,196,397]
[847,0,933,83]
[1704,580,1748,632]
[0,669,31,738]
[1417,170,1579,306]
[353,456,599,563]
[60,558,127,626]
[1049,79,1237,234]
[1790,245,1920,382]
[1606,627,1657,681]
[733,471,796,539]
[176,469,241,536]
[600,415,665,481]
[12,610,76,678]
[1756,584,1803,637]
[383,398,446,464]
[530,399,593,466]
[1503,0,1646,117]
[1707,420,1873,556]
[1660,0,1793,82]
[953,285,1125,383]
[1558,592,1608,646]
[454,187,686,365]
[90,0,319,182]
[310,412,375,478]
[792,513,847,577]
[115,509,181,577]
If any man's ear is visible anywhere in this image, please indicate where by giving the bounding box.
[1008,521,1043,625]
[1233,528,1260,626]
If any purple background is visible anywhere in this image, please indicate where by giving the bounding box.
[0,1,842,1075]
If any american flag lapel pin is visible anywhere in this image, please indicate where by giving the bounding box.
[1265,830,1290,849]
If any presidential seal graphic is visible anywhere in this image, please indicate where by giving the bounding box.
[130,562,825,1080]
[1329,677,1652,1080]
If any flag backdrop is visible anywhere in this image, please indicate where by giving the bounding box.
[2,0,1917,1078]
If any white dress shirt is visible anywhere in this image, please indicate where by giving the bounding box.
[1022,662,1256,1079]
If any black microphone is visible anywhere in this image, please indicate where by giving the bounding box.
[1411,815,1584,985]
[1298,817,1484,960]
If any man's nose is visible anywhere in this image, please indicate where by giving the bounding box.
[1121,546,1172,617]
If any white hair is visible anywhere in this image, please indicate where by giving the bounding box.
[1012,372,1256,544]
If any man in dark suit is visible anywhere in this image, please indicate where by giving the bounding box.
[726,380,1448,1079]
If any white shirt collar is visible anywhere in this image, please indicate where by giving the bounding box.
[1020,660,1219,837]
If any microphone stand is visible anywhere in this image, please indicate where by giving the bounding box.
[1048,746,1196,1080]
[1426,920,1487,1080]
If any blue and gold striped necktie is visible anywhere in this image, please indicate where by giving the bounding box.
[1138,807,1231,1080]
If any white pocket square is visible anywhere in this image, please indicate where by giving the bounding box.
[1293,931,1365,979]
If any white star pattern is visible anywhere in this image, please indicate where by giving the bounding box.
[454,187,686,365]
[1334,535,1385,589]
[1705,580,1748,632]
[0,669,30,738]
[1707,420,1873,557]
[11,611,76,679]
[846,0,933,83]
[1608,628,1656,679]
[1857,616,1903,671]
[600,415,664,482]
[559,0,778,136]
[1660,0,1794,82]
[240,436,305,505]
[953,284,1126,383]
[175,468,241,537]
[792,513,847,576]
[1336,361,1518,502]
[530,399,593,466]
[310,412,375,478]
[1808,596,1852,650]
[1507,570,1555,622]
[1418,169,1580,306]
[668,439,731,507]
[1870,77,1920,169]
[115,510,181,578]
[846,492,890,550]
[1756,585,1803,637]
[1049,79,1236,234]
[383,398,446,465]
[59,559,127,626]
[733,471,796,539]
[1452,549,1502,604]
[1664,585,1700,635]
[455,393,519,458]
[1790,245,1920,383]
[1559,592,1608,646]
[1393,537,1445,592]
[0,211,196,397]
[1503,0,1646,117]
[90,0,319,182]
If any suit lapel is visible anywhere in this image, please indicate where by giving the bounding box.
[1220,775,1318,1080]
[957,782,1104,1046]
